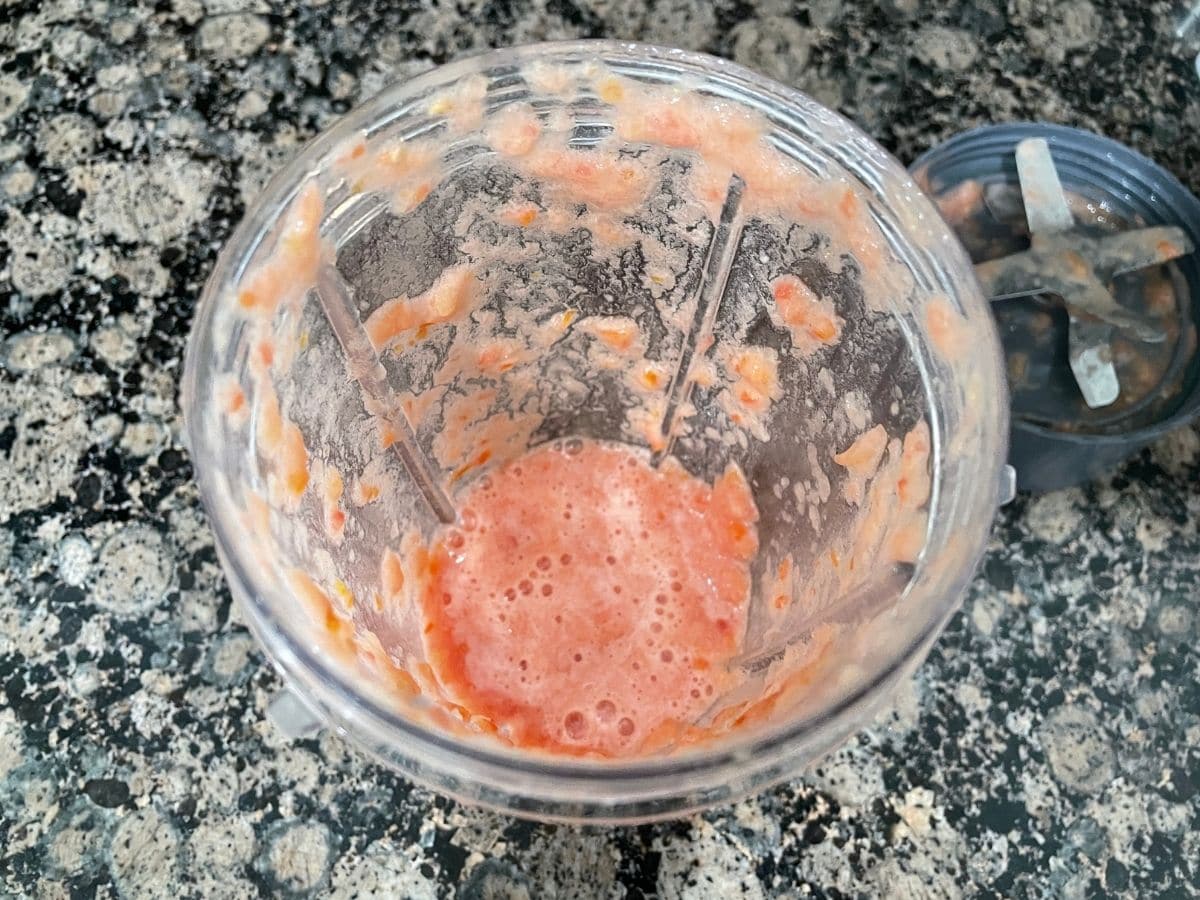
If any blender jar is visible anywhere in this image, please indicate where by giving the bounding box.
[182,41,1008,822]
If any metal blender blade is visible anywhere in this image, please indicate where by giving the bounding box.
[973,137,1195,408]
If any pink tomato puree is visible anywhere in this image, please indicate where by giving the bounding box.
[416,439,759,756]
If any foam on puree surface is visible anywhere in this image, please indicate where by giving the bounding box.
[418,439,759,756]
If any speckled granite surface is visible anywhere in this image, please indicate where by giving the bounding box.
[2,0,1199,896]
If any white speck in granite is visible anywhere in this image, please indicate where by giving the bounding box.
[328,839,439,899]
[326,67,358,101]
[0,528,13,577]
[235,89,270,120]
[795,839,859,892]
[72,154,216,246]
[809,739,886,810]
[272,746,323,795]
[968,592,1005,637]
[442,806,510,858]
[77,614,107,659]
[68,662,102,699]
[14,605,60,658]
[197,13,271,60]
[354,43,434,106]
[807,0,844,28]
[1150,424,1200,476]
[103,116,139,150]
[52,23,101,66]
[188,817,258,900]
[1016,0,1100,63]
[2,164,36,200]
[89,88,129,120]
[204,632,257,686]
[0,141,24,165]
[893,785,937,838]
[1148,795,1192,835]
[953,680,988,716]
[120,419,168,457]
[730,16,814,87]
[165,111,202,141]
[258,819,333,894]
[798,72,846,110]
[968,831,1010,885]
[109,806,181,900]
[185,682,227,720]
[657,818,765,900]
[89,323,139,368]
[911,26,979,72]
[37,113,99,169]
[454,859,530,898]
[727,797,782,848]
[2,329,76,373]
[869,671,922,746]
[91,524,175,616]
[1086,783,1150,863]
[641,0,716,48]
[1023,488,1084,544]
[90,412,125,447]
[0,710,25,781]
[130,689,174,739]
[110,18,139,44]
[1156,601,1192,642]
[194,756,241,813]
[868,856,965,899]
[131,365,179,422]
[37,878,71,897]
[178,587,221,634]
[82,243,171,299]
[871,804,967,899]
[97,63,139,91]
[290,43,325,88]
[232,128,304,204]
[23,772,59,822]
[1039,704,1116,795]
[0,73,29,121]
[46,801,110,880]
[204,0,272,14]
[3,209,75,297]
[69,371,109,398]
[1134,521,1173,565]
[146,761,197,810]
[589,0,715,48]
[0,372,90,517]
[526,828,623,900]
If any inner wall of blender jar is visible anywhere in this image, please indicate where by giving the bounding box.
[220,65,955,756]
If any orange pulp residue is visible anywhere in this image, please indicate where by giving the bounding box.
[832,423,887,506]
[771,274,842,352]
[925,295,966,362]
[524,145,652,212]
[364,265,478,350]
[487,103,542,157]
[417,439,759,756]
[237,183,324,316]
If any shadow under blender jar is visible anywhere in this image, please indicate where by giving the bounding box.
[182,41,1008,823]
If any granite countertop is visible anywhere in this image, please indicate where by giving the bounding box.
[2,1,1199,896]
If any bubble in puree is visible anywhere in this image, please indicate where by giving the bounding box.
[418,439,759,756]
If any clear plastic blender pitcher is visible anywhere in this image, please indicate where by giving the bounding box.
[182,41,1008,822]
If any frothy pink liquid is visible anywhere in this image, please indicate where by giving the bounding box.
[419,440,759,756]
